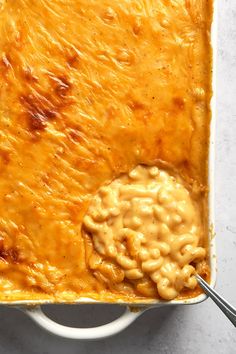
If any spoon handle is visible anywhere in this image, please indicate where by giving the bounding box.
[196,274,236,328]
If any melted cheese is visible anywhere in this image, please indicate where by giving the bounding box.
[83,165,206,300]
[0,0,212,302]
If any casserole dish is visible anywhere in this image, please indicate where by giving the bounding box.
[0,0,217,339]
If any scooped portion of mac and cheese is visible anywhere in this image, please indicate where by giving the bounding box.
[83,165,206,300]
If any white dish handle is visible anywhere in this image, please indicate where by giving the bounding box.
[21,305,146,340]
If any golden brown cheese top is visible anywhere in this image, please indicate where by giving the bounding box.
[0,0,212,302]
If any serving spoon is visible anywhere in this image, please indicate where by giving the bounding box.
[196,274,236,327]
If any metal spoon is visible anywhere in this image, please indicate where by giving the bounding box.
[196,274,236,327]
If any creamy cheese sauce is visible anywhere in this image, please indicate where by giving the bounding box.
[83,165,206,300]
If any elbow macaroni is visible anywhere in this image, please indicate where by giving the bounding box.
[83,165,206,300]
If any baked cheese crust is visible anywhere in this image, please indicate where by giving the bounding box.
[0,0,212,302]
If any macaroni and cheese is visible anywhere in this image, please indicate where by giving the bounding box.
[0,0,212,302]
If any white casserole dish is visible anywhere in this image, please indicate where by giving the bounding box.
[2,1,217,340]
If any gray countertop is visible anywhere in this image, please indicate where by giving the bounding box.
[0,1,236,353]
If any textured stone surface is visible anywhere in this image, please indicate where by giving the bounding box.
[0,1,235,353]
